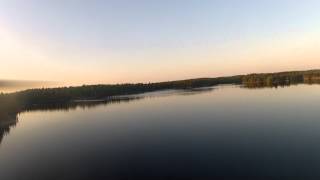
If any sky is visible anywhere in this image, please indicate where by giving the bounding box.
[0,0,320,85]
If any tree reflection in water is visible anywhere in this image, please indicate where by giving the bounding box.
[0,87,218,146]
[0,96,141,146]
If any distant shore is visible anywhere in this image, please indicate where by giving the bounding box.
[1,69,320,124]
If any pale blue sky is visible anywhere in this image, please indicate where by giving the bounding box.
[0,0,320,84]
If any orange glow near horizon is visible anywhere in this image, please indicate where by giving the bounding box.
[1,18,320,86]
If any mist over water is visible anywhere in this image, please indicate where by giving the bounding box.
[1,84,320,179]
[0,80,60,93]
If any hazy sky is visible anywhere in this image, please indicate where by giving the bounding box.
[0,0,320,85]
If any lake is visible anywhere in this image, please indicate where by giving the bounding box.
[1,84,320,179]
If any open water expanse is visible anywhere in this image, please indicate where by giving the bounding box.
[1,84,320,179]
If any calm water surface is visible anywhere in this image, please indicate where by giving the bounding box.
[1,84,320,179]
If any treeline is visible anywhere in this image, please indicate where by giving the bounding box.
[2,69,320,122]
[11,75,242,105]
[2,69,320,144]
[0,75,242,119]
[242,70,320,87]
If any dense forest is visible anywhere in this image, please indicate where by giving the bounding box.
[2,69,320,124]
[1,75,243,108]
[0,75,242,121]
[242,69,320,87]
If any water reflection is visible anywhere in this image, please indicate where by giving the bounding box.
[242,81,320,89]
[2,83,320,179]
[242,83,300,89]
[0,116,18,146]
[0,97,142,146]
[0,87,215,146]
